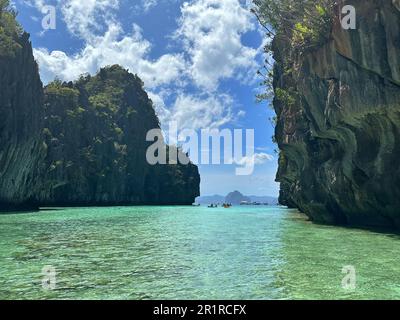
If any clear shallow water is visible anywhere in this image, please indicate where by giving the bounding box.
[0,206,399,300]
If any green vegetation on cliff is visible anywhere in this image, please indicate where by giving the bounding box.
[0,8,200,209]
[254,0,335,103]
[256,0,400,229]
[0,0,23,57]
[39,65,200,206]
[0,2,43,210]
[253,0,334,51]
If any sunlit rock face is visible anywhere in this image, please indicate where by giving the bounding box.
[273,0,400,228]
[0,26,44,210]
[35,65,200,206]
[37,65,200,206]
[0,12,199,209]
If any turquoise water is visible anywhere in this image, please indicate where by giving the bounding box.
[0,206,399,300]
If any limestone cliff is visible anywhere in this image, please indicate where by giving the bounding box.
[265,0,400,228]
[0,5,200,209]
[38,66,200,206]
[0,7,44,210]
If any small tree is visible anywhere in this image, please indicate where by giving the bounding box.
[253,0,337,102]
[253,0,336,50]
[0,0,9,12]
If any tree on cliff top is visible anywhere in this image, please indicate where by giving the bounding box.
[0,0,9,13]
[253,0,336,102]
[253,0,335,49]
[0,0,23,57]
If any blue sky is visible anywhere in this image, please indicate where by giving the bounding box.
[14,0,279,196]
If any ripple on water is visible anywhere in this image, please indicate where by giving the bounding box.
[0,206,399,299]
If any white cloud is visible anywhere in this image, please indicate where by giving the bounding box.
[147,89,172,125]
[28,0,263,132]
[148,89,239,139]
[34,23,186,87]
[169,93,234,130]
[24,0,47,11]
[23,0,121,39]
[142,0,158,12]
[237,110,246,117]
[175,0,258,91]
[234,152,274,167]
[61,0,120,39]
[132,0,159,14]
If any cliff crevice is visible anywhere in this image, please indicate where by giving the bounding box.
[269,0,400,229]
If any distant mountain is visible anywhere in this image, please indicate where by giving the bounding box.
[225,191,251,205]
[196,192,278,205]
[195,195,225,205]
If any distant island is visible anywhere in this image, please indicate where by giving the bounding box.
[196,191,278,206]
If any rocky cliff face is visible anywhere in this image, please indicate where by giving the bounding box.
[272,0,400,228]
[38,66,200,206]
[0,6,200,209]
[0,9,44,210]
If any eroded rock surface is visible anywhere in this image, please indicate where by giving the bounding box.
[273,0,400,228]
[0,9,200,210]
[38,66,200,206]
[0,15,44,210]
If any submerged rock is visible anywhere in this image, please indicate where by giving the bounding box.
[271,0,400,228]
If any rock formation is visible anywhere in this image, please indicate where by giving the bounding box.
[38,66,200,206]
[0,6,44,210]
[0,4,200,210]
[267,0,400,228]
[225,191,251,205]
